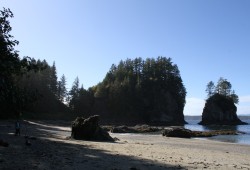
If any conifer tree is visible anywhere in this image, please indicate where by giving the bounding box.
[58,74,67,102]
[0,8,39,117]
[206,81,215,98]
[206,77,239,104]
[69,77,80,110]
[49,61,58,95]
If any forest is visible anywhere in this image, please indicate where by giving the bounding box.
[0,8,187,125]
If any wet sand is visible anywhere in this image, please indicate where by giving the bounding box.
[1,120,250,170]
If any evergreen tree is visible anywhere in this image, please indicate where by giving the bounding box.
[229,90,239,104]
[206,77,239,104]
[0,8,39,117]
[206,81,215,98]
[92,57,186,123]
[216,77,232,96]
[69,77,80,110]
[49,61,58,95]
[58,74,67,102]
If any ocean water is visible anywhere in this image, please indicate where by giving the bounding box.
[184,117,250,145]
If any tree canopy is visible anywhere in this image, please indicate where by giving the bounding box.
[0,8,36,117]
[206,77,239,104]
[87,57,187,124]
[0,8,69,119]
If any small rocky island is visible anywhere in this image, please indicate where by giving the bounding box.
[199,94,247,125]
[199,78,247,125]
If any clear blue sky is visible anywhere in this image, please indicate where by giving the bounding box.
[2,0,250,115]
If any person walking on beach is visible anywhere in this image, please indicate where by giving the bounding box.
[15,120,21,136]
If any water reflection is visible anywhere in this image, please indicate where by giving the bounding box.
[202,125,238,131]
[184,118,250,145]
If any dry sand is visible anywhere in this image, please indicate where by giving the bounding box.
[1,120,250,170]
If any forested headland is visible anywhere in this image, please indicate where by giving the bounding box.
[0,8,187,125]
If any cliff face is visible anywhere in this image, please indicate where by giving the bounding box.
[149,91,186,126]
[199,94,247,125]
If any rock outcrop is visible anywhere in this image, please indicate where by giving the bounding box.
[149,92,187,126]
[162,127,245,138]
[71,115,114,141]
[110,125,161,133]
[162,128,192,138]
[199,94,247,125]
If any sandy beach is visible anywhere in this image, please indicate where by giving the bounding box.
[1,120,250,170]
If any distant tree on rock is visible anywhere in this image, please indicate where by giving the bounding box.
[206,77,239,104]
[206,81,215,98]
[201,77,244,125]
[216,77,231,96]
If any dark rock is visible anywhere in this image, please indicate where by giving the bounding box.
[192,130,245,137]
[199,94,248,125]
[148,92,186,126]
[133,124,161,133]
[111,126,137,133]
[162,128,192,138]
[0,139,9,147]
[71,115,114,141]
[111,125,162,133]
[101,126,113,132]
[162,128,244,138]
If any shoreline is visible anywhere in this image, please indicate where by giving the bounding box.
[1,120,250,169]
[111,131,250,146]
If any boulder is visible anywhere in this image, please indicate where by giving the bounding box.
[199,94,247,125]
[71,115,114,141]
[162,128,192,138]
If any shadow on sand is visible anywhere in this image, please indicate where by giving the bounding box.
[0,120,186,170]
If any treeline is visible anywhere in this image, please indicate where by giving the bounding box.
[17,60,69,118]
[69,57,187,124]
[0,58,69,118]
[0,8,68,119]
[206,77,239,104]
[1,8,187,125]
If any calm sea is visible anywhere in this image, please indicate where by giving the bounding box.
[184,116,250,145]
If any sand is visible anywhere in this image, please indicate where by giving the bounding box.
[1,120,250,170]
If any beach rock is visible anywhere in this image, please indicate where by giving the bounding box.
[111,126,137,133]
[199,94,247,125]
[162,128,245,138]
[101,126,113,132]
[133,124,161,133]
[71,115,114,141]
[191,130,245,137]
[110,125,161,133]
[162,128,192,138]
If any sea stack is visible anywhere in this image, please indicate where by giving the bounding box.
[71,115,114,141]
[199,94,247,125]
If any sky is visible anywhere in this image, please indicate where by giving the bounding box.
[1,0,250,116]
